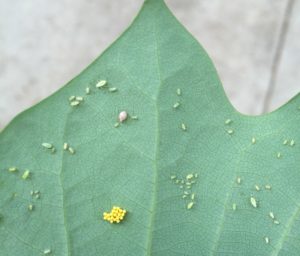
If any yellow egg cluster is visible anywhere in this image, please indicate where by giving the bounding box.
[103,206,127,223]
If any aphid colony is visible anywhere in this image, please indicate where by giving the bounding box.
[170,172,198,209]
[103,206,127,223]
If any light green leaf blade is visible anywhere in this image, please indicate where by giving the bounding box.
[1,0,300,255]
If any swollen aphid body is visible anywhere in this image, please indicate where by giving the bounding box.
[173,102,180,109]
[8,167,17,172]
[225,119,232,125]
[22,170,30,180]
[227,129,234,135]
[181,123,187,131]
[252,137,256,144]
[236,177,241,184]
[43,249,51,255]
[176,88,181,96]
[187,202,194,209]
[250,197,258,208]
[96,80,107,88]
[264,237,269,244]
[85,87,90,95]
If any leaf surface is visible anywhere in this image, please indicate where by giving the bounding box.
[1,0,300,255]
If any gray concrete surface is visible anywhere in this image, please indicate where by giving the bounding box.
[0,0,299,129]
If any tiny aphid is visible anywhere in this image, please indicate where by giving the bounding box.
[76,96,84,101]
[185,182,191,186]
[236,177,241,184]
[181,123,187,131]
[70,101,80,106]
[250,197,258,208]
[252,137,256,144]
[227,129,234,135]
[277,152,282,158]
[63,143,69,150]
[225,119,232,125]
[131,115,138,120]
[69,96,76,101]
[36,194,40,199]
[182,195,187,198]
[28,204,34,211]
[187,202,194,209]
[51,147,56,154]
[265,184,271,190]
[186,174,194,180]
[274,220,280,225]
[181,180,185,184]
[30,190,34,196]
[22,170,30,180]
[232,203,237,211]
[173,102,180,109]
[43,249,51,255]
[86,87,90,94]
[42,143,53,149]
[264,237,269,244]
[184,191,190,195]
[269,212,275,219]
[283,139,288,145]
[186,185,191,189]
[194,173,198,178]
[176,88,181,96]
[8,167,17,172]
[170,175,176,180]
[68,147,75,155]
[114,122,120,128]
[96,80,107,88]
[290,140,295,146]
[191,193,195,200]
[175,180,180,184]
[109,87,117,92]
[119,111,128,123]
[255,185,260,191]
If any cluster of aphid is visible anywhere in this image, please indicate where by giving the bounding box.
[69,96,84,107]
[171,173,198,209]
[7,167,31,180]
[103,206,127,224]
[172,88,187,131]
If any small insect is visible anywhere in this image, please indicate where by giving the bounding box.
[42,143,53,149]
[70,101,80,107]
[173,102,180,109]
[255,185,260,191]
[181,123,187,131]
[22,170,30,180]
[175,180,180,184]
[264,237,269,244]
[76,96,84,101]
[28,204,34,211]
[96,80,107,88]
[85,87,90,94]
[63,143,69,150]
[252,137,256,144]
[269,212,275,219]
[290,140,295,146]
[274,220,280,225]
[232,203,237,211]
[170,175,177,180]
[114,122,120,128]
[68,147,75,155]
[119,111,128,123]
[131,115,138,120]
[227,129,234,135]
[250,197,258,208]
[8,167,17,172]
[225,119,232,125]
[176,88,181,96]
[182,195,187,198]
[108,87,117,92]
[69,96,76,101]
[191,193,195,200]
[186,174,194,180]
[236,177,241,184]
[265,184,271,190]
[277,152,282,158]
[194,173,198,178]
[43,249,51,255]
[283,139,288,145]
[184,191,190,195]
[187,202,194,209]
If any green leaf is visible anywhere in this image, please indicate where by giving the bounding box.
[1,0,300,255]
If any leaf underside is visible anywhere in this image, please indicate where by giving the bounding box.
[1,0,300,255]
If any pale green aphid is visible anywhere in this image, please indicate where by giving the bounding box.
[175,180,180,184]
[76,96,84,101]
[277,152,282,158]
[131,115,138,120]
[265,184,271,190]
[8,167,17,172]
[28,204,34,211]
[250,197,257,208]
[85,87,90,94]
[274,220,280,225]
[283,139,288,145]
[114,122,120,128]
[255,185,260,191]
[181,123,187,131]
[173,102,180,109]
[96,80,107,88]
[43,249,51,255]
[182,195,187,198]
[70,101,80,107]
[251,137,256,144]
[227,129,234,135]
[225,119,232,125]
[22,170,30,180]
[186,174,194,180]
[290,140,295,146]
[63,143,69,150]
[186,185,191,189]
[42,143,53,149]
[181,180,185,184]
[269,212,275,219]
[264,237,269,244]
[184,191,190,195]
[69,96,76,101]
[176,88,181,96]
[186,182,191,186]
[187,202,194,209]
[191,193,195,200]
[170,175,176,180]
[232,203,237,211]
[109,87,117,92]
[194,173,198,178]
[236,177,241,184]
[68,147,75,155]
